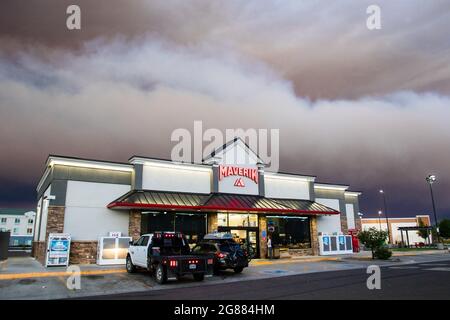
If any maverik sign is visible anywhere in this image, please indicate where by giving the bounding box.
[219,165,258,186]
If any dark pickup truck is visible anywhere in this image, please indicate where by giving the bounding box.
[126,231,214,284]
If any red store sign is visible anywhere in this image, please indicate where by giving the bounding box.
[219,165,258,185]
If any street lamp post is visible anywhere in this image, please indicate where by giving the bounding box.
[426,174,440,243]
[378,210,382,231]
[379,189,391,244]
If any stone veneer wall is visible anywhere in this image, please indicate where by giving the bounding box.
[70,241,98,264]
[32,206,66,264]
[310,216,319,256]
[287,248,314,256]
[259,216,267,259]
[45,206,65,239]
[129,210,142,241]
[32,241,46,265]
[207,213,218,233]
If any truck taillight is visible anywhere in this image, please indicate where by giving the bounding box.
[207,258,214,265]
[169,260,178,267]
[216,252,226,259]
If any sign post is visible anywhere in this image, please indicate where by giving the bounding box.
[45,233,71,267]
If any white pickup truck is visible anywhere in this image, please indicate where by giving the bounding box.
[126,231,214,284]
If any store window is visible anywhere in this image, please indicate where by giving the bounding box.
[142,212,206,247]
[267,216,311,249]
[217,213,228,226]
[217,213,258,227]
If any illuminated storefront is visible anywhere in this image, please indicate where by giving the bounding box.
[33,138,362,264]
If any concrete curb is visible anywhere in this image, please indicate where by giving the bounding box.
[0,268,126,280]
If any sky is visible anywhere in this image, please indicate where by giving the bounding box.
[0,0,449,219]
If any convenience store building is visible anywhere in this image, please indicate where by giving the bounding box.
[33,138,362,264]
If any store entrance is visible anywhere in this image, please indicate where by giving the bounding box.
[218,226,259,258]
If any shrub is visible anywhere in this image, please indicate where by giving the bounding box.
[358,227,388,259]
[374,247,392,260]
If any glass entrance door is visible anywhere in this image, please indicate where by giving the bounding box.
[218,227,259,258]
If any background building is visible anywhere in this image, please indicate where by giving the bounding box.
[361,215,432,245]
[33,138,362,264]
[0,208,36,247]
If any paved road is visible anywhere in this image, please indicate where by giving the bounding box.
[86,259,450,300]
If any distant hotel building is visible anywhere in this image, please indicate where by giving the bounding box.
[0,208,36,246]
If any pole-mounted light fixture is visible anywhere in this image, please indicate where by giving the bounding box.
[426,174,440,242]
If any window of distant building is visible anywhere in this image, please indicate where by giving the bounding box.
[28,219,34,224]
[13,228,19,234]
[14,218,20,224]
[27,228,33,235]
[0,218,6,224]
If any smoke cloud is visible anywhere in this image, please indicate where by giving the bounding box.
[0,0,449,217]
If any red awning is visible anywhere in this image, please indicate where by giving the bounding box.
[107,190,339,215]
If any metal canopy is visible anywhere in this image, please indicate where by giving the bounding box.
[107,190,339,215]
[397,226,433,247]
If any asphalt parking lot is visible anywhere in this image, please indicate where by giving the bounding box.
[90,259,450,300]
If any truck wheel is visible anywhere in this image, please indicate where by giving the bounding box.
[234,267,244,274]
[126,255,136,273]
[155,264,167,284]
[193,273,205,281]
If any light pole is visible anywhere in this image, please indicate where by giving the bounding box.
[379,189,391,243]
[378,210,382,231]
[426,174,440,243]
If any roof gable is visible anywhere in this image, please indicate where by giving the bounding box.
[203,137,264,166]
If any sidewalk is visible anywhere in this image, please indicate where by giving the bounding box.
[0,257,125,280]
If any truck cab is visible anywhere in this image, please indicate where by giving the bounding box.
[126,231,214,284]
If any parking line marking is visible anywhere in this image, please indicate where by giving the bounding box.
[424,267,450,272]
[388,266,420,269]
[251,257,338,266]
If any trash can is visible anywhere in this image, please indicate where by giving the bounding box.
[0,231,10,261]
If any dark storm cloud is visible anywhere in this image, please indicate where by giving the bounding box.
[0,1,449,218]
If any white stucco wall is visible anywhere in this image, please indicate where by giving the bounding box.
[64,181,131,240]
[345,203,356,230]
[315,198,342,234]
[142,164,211,194]
[37,186,51,241]
[264,175,310,200]
[362,221,432,244]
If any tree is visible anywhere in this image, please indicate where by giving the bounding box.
[358,227,388,259]
[417,219,430,244]
[439,219,450,239]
